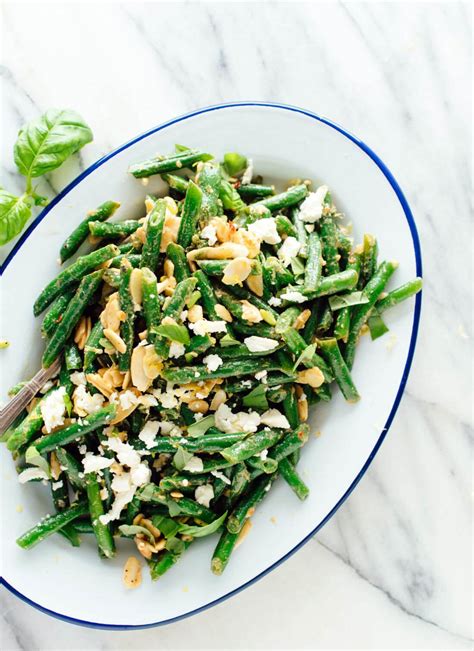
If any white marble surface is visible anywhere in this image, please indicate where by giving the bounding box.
[0,1,472,649]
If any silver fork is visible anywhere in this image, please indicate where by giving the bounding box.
[0,357,62,437]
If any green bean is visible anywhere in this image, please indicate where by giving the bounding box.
[60,200,120,263]
[226,474,275,533]
[252,184,308,213]
[83,319,104,372]
[159,475,209,492]
[42,270,103,368]
[41,290,75,338]
[54,448,86,491]
[58,523,81,547]
[377,278,422,312]
[129,149,213,178]
[139,199,166,271]
[219,179,246,213]
[246,456,278,474]
[315,303,333,334]
[275,215,297,238]
[162,358,280,385]
[194,270,220,320]
[88,220,140,238]
[320,215,339,275]
[280,329,333,382]
[34,244,118,316]
[231,321,275,338]
[185,334,214,357]
[109,254,142,269]
[237,184,275,200]
[344,261,399,369]
[275,307,300,334]
[270,424,309,462]
[278,458,309,500]
[290,206,309,258]
[117,241,141,255]
[302,301,319,343]
[73,520,95,534]
[35,405,116,454]
[118,264,135,371]
[6,394,50,452]
[304,232,322,292]
[333,253,362,341]
[222,284,279,320]
[367,310,389,341]
[17,501,88,549]
[177,181,203,248]
[262,257,294,290]
[209,343,281,359]
[301,269,358,298]
[220,428,284,465]
[359,234,378,288]
[151,541,193,580]
[64,343,82,371]
[197,259,260,278]
[162,277,197,319]
[211,529,239,575]
[283,387,300,429]
[225,371,296,394]
[142,489,215,523]
[166,243,190,281]
[319,338,360,402]
[85,473,115,558]
[141,267,160,344]
[196,163,222,220]
[148,431,248,454]
[161,173,189,194]
[50,471,69,511]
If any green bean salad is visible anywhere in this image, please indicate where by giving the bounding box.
[5,146,421,586]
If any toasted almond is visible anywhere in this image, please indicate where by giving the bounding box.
[123,556,142,588]
[130,268,143,310]
[246,273,263,297]
[103,328,127,354]
[164,276,177,296]
[215,304,233,322]
[294,309,311,330]
[297,367,325,388]
[86,373,113,398]
[143,345,163,380]
[188,399,209,414]
[134,536,154,560]
[222,257,252,285]
[131,345,153,392]
[241,300,262,323]
[122,370,131,390]
[296,385,309,421]
[210,389,226,411]
[170,491,184,499]
[50,452,61,481]
[133,513,144,526]
[74,315,91,350]
[187,242,249,261]
[187,304,204,323]
[138,329,148,341]
[160,214,181,252]
[163,259,174,278]
[231,229,260,258]
[140,518,161,539]
[101,294,126,332]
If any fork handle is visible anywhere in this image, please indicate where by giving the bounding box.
[0,357,62,436]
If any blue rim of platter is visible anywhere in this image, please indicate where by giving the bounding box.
[0,101,423,629]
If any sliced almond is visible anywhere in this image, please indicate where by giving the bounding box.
[143,345,163,380]
[50,452,61,481]
[163,259,174,278]
[187,304,204,323]
[241,300,262,323]
[103,328,127,354]
[187,242,249,261]
[297,367,325,388]
[130,268,143,310]
[215,303,233,322]
[246,273,263,297]
[74,315,91,350]
[188,399,209,414]
[294,309,311,330]
[222,257,252,286]
[86,373,113,398]
[160,214,181,252]
[122,370,131,390]
[101,293,126,332]
[110,388,141,424]
[210,389,226,411]
[123,556,142,589]
[231,229,260,258]
[131,345,152,392]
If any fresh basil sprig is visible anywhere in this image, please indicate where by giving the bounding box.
[0,108,93,246]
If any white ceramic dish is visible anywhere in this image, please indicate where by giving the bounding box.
[0,102,422,629]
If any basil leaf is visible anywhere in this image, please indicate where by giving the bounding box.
[223,152,247,176]
[175,144,191,153]
[151,515,182,539]
[25,446,50,477]
[136,483,157,502]
[153,323,190,345]
[178,511,228,538]
[165,537,185,555]
[187,414,215,437]
[368,310,389,341]
[0,190,32,245]
[243,385,268,410]
[118,524,155,543]
[328,291,369,311]
[14,109,93,179]
[219,179,246,213]
[167,500,182,518]
[290,257,305,277]
[293,343,316,371]
[173,446,194,471]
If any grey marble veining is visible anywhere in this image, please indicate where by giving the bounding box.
[0,2,472,649]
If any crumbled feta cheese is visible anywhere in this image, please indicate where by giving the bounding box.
[260,409,290,429]
[158,391,178,409]
[215,404,261,433]
[201,224,218,246]
[305,224,315,233]
[70,372,86,386]
[105,437,141,468]
[40,387,67,433]
[280,290,307,303]
[119,390,139,410]
[203,354,223,372]
[73,384,105,415]
[211,470,231,485]
[255,370,267,382]
[188,319,227,336]
[244,336,279,353]
[268,296,282,307]
[51,480,64,490]
[138,420,160,449]
[194,484,214,508]
[298,185,329,223]
[139,394,159,408]
[194,412,204,421]
[99,486,135,525]
[169,341,186,358]
[82,453,114,474]
[78,444,87,455]
[39,380,54,394]
[259,449,268,460]
[183,456,204,473]
[18,468,49,483]
[100,487,109,500]
[247,217,281,245]
[130,462,151,487]
[241,158,253,185]
[277,236,301,267]
[236,411,261,433]
[180,309,188,322]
